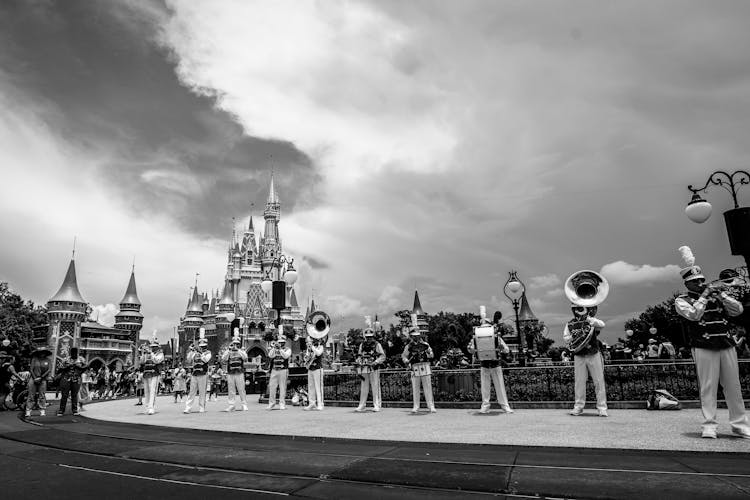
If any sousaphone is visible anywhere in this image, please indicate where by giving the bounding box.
[564,270,609,353]
[306,310,331,340]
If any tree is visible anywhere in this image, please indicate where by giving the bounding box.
[0,282,48,359]
[520,321,554,355]
[623,294,686,350]
[426,311,480,360]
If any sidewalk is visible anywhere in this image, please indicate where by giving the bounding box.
[79,395,750,453]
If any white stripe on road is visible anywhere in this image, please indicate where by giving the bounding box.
[57,464,289,496]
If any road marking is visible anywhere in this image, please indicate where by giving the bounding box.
[57,464,289,496]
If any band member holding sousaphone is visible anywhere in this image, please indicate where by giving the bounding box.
[402,314,436,413]
[140,331,165,415]
[267,327,292,410]
[221,329,248,412]
[184,328,211,414]
[674,246,750,439]
[356,316,386,412]
[467,306,514,414]
[304,311,330,411]
[562,270,609,417]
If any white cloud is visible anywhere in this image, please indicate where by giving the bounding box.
[377,285,404,310]
[91,303,118,327]
[599,261,681,286]
[529,274,561,289]
[321,294,366,318]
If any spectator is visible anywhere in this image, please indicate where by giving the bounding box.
[645,339,660,359]
[78,367,93,413]
[57,347,86,416]
[561,350,571,365]
[173,364,187,402]
[734,332,749,358]
[658,339,676,360]
[0,351,19,410]
[25,345,52,417]
[134,369,144,406]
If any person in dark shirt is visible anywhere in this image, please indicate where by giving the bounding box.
[25,345,52,417]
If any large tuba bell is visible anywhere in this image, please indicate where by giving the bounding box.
[564,270,609,307]
[306,310,331,340]
[564,270,609,353]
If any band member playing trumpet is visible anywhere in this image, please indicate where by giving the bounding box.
[140,333,165,415]
[562,270,609,417]
[402,315,436,413]
[184,329,211,414]
[467,307,513,414]
[356,321,386,412]
[267,329,291,410]
[674,246,750,439]
[221,330,248,412]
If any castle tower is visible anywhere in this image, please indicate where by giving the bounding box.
[46,258,88,374]
[216,279,234,331]
[242,216,257,266]
[517,292,539,351]
[260,174,282,278]
[114,269,143,367]
[182,286,204,354]
[411,290,429,334]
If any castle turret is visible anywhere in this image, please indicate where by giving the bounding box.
[261,174,282,276]
[114,269,144,366]
[182,287,204,348]
[46,258,88,374]
[411,290,429,334]
[216,280,234,330]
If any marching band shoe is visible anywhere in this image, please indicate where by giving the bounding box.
[701,428,718,439]
[315,406,324,411]
[354,407,365,413]
[731,427,750,439]
[597,409,609,417]
[183,409,190,414]
[279,405,287,410]
[501,407,515,414]
[147,409,155,415]
[241,404,248,411]
[198,408,205,413]
[478,407,490,414]
[24,409,31,418]
[429,408,437,413]
[410,408,419,414]
[266,404,276,411]
[39,410,45,417]
[569,409,583,416]
[304,405,314,411]
[223,407,235,412]
[73,411,80,416]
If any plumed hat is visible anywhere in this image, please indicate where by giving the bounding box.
[198,327,208,346]
[678,245,705,282]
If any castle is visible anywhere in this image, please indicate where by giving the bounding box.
[36,259,142,374]
[176,175,307,364]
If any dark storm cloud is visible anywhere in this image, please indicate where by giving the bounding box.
[0,0,318,239]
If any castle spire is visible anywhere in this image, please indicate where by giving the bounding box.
[49,259,86,304]
[518,292,538,322]
[267,173,279,204]
[119,269,141,306]
[412,289,424,315]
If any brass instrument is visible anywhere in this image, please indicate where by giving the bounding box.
[306,310,331,340]
[200,350,212,363]
[152,350,165,364]
[564,270,609,354]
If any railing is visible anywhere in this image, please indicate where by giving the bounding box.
[79,338,133,353]
[267,361,750,402]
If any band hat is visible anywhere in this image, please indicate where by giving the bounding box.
[678,245,705,281]
[198,337,208,346]
[230,336,241,345]
[364,328,375,337]
[648,338,657,344]
[409,326,422,336]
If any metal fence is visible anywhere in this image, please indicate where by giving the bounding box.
[272,361,750,402]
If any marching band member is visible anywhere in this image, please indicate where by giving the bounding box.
[140,332,164,415]
[304,337,325,411]
[674,246,750,439]
[221,330,248,412]
[267,328,291,410]
[355,319,386,413]
[402,315,436,413]
[184,328,211,414]
[467,307,513,414]
[563,304,607,417]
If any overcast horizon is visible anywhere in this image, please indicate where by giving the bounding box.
[2,0,750,347]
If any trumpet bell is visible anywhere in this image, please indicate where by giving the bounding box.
[306,310,331,340]
[564,270,609,307]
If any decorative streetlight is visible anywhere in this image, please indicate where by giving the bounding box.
[503,270,526,352]
[686,170,750,270]
[261,255,298,333]
[649,326,657,337]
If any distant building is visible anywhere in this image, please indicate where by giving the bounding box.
[36,259,141,374]
[176,175,306,366]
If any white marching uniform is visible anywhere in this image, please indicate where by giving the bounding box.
[221,348,248,411]
[267,345,292,409]
[468,336,513,413]
[402,340,436,412]
[357,340,386,411]
[305,343,326,410]
[563,316,607,414]
[184,349,209,413]
[140,351,163,414]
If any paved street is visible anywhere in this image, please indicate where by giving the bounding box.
[1,397,749,499]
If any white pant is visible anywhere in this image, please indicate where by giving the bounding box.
[185,374,208,412]
[573,352,607,411]
[693,347,749,432]
[480,366,511,411]
[411,374,435,410]
[143,375,159,411]
[307,368,324,409]
[226,372,247,408]
[268,369,288,407]
[358,370,382,410]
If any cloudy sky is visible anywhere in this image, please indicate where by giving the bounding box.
[2,0,750,346]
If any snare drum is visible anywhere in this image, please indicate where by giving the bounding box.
[411,361,432,377]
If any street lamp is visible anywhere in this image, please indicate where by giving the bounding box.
[686,170,750,270]
[503,270,526,352]
[261,255,298,333]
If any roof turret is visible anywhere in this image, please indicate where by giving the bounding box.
[49,259,86,304]
[518,293,538,322]
[119,270,141,306]
[219,280,234,306]
[290,288,299,307]
[267,174,279,204]
[187,287,203,313]
[412,290,425,315]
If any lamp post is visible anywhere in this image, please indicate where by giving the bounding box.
[503,270,526,353]
[260,255,298,335]
[686,170,750,270]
